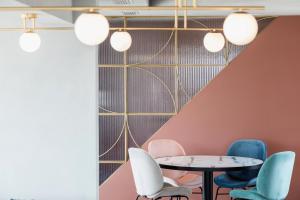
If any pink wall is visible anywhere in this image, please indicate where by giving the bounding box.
[100,16,300,200]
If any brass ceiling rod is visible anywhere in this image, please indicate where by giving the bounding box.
[110,27,223,31]
[0,27,223,31]
[0,6,265,12]
[105,15,274,19]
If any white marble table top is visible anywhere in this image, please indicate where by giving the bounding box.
[155,155,263,171]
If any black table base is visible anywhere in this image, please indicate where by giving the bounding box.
[203,171,213,200]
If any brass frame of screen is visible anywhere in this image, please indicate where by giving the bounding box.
[98,15,230,165]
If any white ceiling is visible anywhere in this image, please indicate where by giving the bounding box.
[17,0,73,22]
[97,0,300,16]
[0,0,299,28]
[0,1,72,27]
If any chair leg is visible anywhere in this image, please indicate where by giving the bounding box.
[154,195,188,200]
[215,186,221,200]
[199,186,203,193]
[215,187,248,200]
[173,196,189,200]
[192,187,203,195]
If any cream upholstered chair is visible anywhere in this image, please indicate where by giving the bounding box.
[128,148,191,200]
[148,139,203,194]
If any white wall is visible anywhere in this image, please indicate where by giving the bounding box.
[0,30,98,200]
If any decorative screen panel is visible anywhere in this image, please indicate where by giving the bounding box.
[98,18,273,184]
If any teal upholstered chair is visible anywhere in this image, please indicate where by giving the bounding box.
[214,139,267,200]
[230,151,296,200]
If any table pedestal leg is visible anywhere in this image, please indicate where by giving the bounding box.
[202,171,213,200]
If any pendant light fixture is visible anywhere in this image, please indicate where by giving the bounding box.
[203,32,225,53]
[19,14,41,53]
[19,32,41,53]
[74,11,110,46]
[10,6,263,54]
[110,31,132,52]
[223,12,258,45]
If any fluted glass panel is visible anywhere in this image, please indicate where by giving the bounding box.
[99,164,120,184]
[128,67,175,113]
[127,116,170,147]
[127,18,174,64]
[99,116,124,161]
[127,30,175,64]
[99,68,124,113]
[178,66,224,107]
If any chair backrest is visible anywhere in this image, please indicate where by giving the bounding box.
[148,139,187,179]
[128,148,164,196]
[226,139,267,180]
[257,151,295,199]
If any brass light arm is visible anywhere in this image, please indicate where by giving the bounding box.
[0,6,264,12]
[0,27,222,31]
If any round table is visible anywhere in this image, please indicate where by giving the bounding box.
[155,155,263,200]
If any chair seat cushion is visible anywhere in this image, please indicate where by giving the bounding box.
[177,173,203,189]
[163,176,179,187]
[230,188,268,200]
[214,174,256,188]
[148,183,192,199]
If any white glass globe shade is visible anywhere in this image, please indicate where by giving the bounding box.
[110,31,132,52]
[203,32,225,52]
[74,13,109,46]
[19,32,41,53]
[223,12,258,45]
